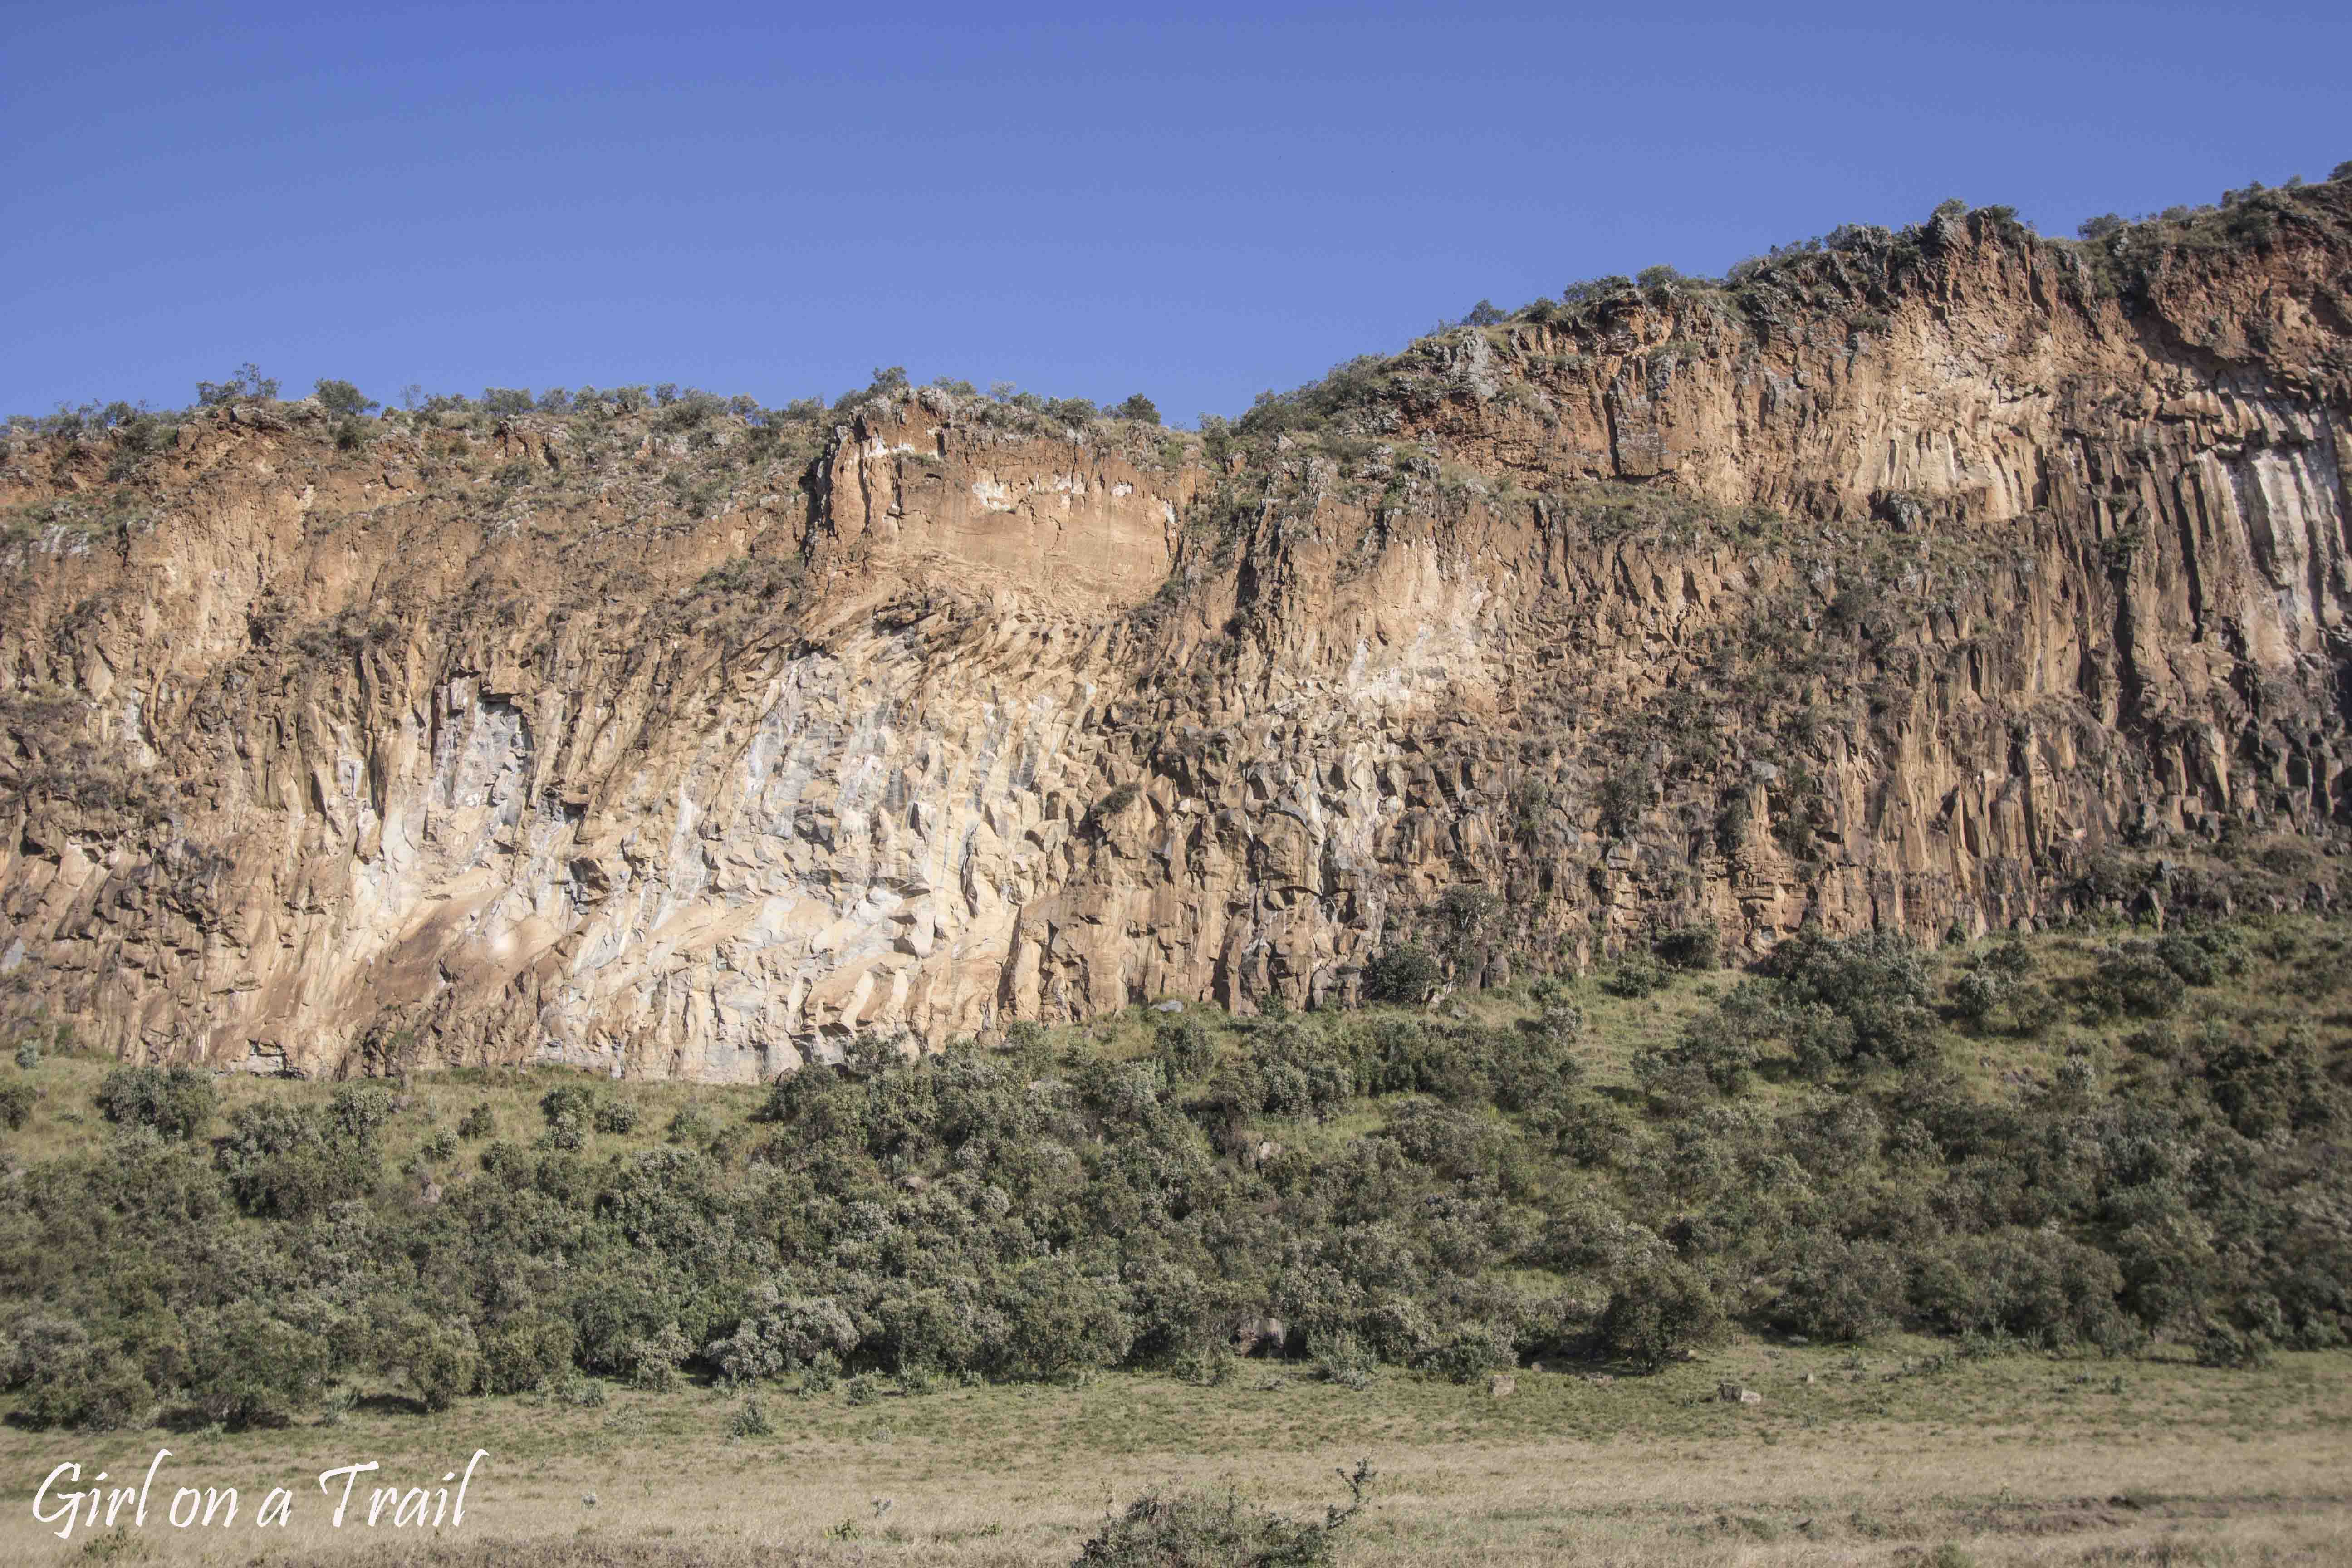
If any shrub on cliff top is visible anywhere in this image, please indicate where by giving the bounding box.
[313,378,378,416]
[196,363,279,405]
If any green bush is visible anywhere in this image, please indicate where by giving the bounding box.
[1362,945,1442,1004]
[1002,1258,1134,1379]
[0,1079,34,1130]
[456,1102,495,1139]
[555,1371,607,1407]
[4,1318,153,1431]
[800,1350,842,1395]
[216,1098,378,1218]
[1309,1330,1377,1391]
[705,1319,783,1386]
[1949,967,2002,1028]
[1601,1260,1727,1371]
[1076,1490,1333,1568]
[196,363,278,404]
[182,1301,334,1427]
[620,1323,692,1391]
[1768,927,1936,1068]
[313,378,377,416]
[1655,921,1720,971]
[1911,1230,2126,1350]
[1425,1323,1515,1384]
[2155,930,2228,986]
[1772,1233,1907,1342]
[540,1082,601,1148]
[667,1101,719,1146]
[406,1321,481,1412]
[2078,943,2186,1020]
[1600,954,1668,999]
[481,1313,575,1395]
[95,1063,216,1140]
[2196,1320,2273,1369]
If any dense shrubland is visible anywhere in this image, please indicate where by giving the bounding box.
[0,911,2344,1431]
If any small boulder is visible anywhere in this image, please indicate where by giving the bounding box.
[1718,1382,1763,1405]
[1152,999,1186,1014]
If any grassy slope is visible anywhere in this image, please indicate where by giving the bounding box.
[3,915,2350,1564]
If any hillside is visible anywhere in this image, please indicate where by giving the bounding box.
[0,911,2346,1562]
[4,180,2352,1078]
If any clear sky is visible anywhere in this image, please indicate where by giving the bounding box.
[4,1,2345,426]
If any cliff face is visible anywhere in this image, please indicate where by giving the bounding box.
[5,186,2351,1078]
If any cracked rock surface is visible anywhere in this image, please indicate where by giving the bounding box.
[5,187,2351,1077]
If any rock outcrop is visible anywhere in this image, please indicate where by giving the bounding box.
[4,183,2350,1078]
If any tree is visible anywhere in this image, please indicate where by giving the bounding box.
[196,363,279,405]
[312,379,378,416]
[1113,393,1161,425]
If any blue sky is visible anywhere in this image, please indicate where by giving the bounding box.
[3,2,2345,426]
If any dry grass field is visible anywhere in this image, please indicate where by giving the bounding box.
[5,1340,2348,1566]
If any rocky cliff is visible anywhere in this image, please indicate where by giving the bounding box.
[5,182,2351,1078]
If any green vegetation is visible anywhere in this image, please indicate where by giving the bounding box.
[194,362,279,405]
[312,377,378,416]
[0,913,2344,1436]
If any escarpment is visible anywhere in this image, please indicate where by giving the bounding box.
[5,183,2352,1078]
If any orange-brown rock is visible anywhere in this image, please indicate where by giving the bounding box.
[3,186,2348,1077]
